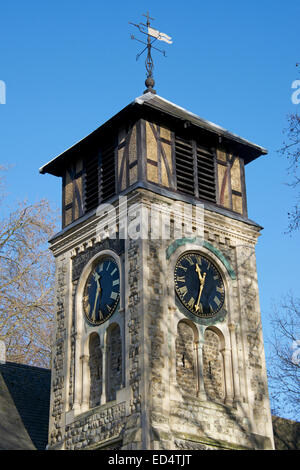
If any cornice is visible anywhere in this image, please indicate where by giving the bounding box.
[50,189,260,258]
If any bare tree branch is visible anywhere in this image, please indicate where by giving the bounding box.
[0,171,57,367]
[267,294,300,420]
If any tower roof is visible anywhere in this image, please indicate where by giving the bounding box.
[39,93,267,177]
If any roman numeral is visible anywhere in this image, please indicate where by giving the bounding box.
[177,264,187,272]
[186,255,194,266]
[176,276,185,283]
[178,286,188,297]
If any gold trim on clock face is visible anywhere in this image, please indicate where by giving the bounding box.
[174,252,225,318]
[83,257,120,325]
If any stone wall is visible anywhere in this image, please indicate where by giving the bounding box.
[48,259,67,447]
[47,188,274,450]
[175,322,197,396]
[107,324,122,402]
[89,333,102,408]
[203,329,225,402]
[64,402,126,450]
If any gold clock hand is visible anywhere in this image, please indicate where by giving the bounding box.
[91,272,102,322]
[194,265,207,313]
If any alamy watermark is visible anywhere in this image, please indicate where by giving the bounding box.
[291,339,300,366]
[0,80,6,104]
[291,64,300,105]
[94,196,204,241]
[291,80,300,105]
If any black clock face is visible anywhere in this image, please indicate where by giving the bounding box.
[83,257,120,325]
[174,252,225,318]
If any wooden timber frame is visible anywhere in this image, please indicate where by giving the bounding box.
[40,94,266,229]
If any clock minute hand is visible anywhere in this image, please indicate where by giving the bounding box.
[194,264,206,313]
[91,272,102,322]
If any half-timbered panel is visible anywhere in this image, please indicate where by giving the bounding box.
[128,125,138,186]
[117,124,139,191]
[216,150,246,215]
[62,159,84,228]
[145,121,174,188]
[146,121,159,183]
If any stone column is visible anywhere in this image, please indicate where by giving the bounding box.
[100,344,107,405]
[196,339,207,400]
[81,354,89,412]
[228,322,241,403]
[221,348,234,405]
[73,332,82,413]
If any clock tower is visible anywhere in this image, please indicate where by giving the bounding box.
[40,92,275,450]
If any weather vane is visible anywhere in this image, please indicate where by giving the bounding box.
[129,12,173,94]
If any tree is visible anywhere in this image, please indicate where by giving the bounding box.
[0,171,57,368]
[280,68,300,232]
[268,76,300,420]
[267,295,300,421]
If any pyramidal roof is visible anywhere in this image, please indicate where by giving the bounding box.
[40,93,267,177]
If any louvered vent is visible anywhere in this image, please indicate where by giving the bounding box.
[175,137,195,195]
[100,143,116,201]
[85,152,99,213]
[175,135,216,202]
[196,145,216,202]
[84,141,116,214]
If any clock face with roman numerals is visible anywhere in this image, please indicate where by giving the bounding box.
[174,252,225,318]
[83,257,120,325]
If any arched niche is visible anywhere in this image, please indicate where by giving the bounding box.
[106,323,122,402]
[175,319,199,396]
[203,326,226,403]
[88,332,102,408]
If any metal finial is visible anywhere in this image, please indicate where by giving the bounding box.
[129,13,172,94]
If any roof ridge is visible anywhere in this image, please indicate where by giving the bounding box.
[0,361,50,372]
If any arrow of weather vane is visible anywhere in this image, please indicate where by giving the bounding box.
[129,12,173,94]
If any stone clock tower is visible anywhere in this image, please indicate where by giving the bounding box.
[40,92,275,450]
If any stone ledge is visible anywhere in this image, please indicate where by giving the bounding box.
[173,430,249,450]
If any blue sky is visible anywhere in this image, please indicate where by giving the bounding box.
[0,0,299,410]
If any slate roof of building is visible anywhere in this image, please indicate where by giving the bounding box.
[0,362,51,450]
